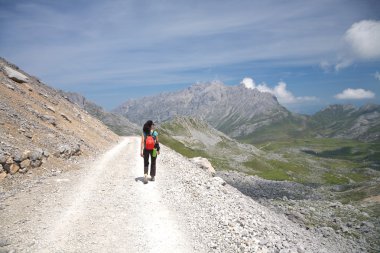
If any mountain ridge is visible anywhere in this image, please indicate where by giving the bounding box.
[114,81,380,142]
[58,91,140,136]
[114,81,298,141]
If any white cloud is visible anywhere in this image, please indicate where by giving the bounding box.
[375,71,380,81]
[335,88,375,100]
[345,20,380,60]
[241,77,255,89]
[326,20,380,71]
[241,78,317,104]
[334,58,353,72]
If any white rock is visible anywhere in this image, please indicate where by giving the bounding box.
[189,157,216,176]
[3,66,28,83]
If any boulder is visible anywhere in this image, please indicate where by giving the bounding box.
[9,163,20,174]
[22,150,30,161]
[30,149,43,161]
[20,159,31,169]
[19,167,28,174]
[3,66,28,83]
[13,151,23,163]
[72,144,81,156]
[40,115,56,126]
[59,145,70,154]
[190,157,216,176]
[43,150,50,158]
[5,156,13,164]
[0,171,6,180]
[30,160,42,168]
[0,164,3,172]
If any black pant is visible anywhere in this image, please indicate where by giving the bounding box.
[143,149,156,177]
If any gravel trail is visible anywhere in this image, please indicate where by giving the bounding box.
[1,136,366,253]
[0,137,194,253]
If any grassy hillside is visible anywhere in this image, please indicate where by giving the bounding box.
[158,116,380,204]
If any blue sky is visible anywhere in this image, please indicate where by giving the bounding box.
[1,0,380,114]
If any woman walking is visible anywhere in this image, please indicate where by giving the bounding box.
[140,120,160,184]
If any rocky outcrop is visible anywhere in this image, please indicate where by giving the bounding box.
[190,157,216,176]
[0,57,119,180]
[0,149,48,177]
[59,91,140,136]
[2,66,28,83]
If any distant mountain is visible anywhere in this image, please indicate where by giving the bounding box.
[114,81,306,142]
[159,116,262,172]
[59,91,139,136]
[309,104,380,142]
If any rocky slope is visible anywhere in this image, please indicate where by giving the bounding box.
[0,58,119,185]
[114,81,301,141]
[308,104,380,142]
[58,91,140,136]
[159,116,263,173]
[160,145,370,252]
[217,171,379,252]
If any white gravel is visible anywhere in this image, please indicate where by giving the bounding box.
[0,137,195,253]
[0,136,366,253]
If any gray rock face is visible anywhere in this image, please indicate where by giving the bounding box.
[309,104,380,141]
[59,91,140,136]
[114,81,289,138]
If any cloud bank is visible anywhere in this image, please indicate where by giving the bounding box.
[241,77,317,104]
[321,19,380,72]
[345,20,380,60]
[335,88,375,100]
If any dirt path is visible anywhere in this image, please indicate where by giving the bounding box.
[0,137,194,253]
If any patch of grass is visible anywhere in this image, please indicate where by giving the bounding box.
[339,191,368,204]
[160,121,189,135]
[243,157,308,182]
[258,168,292,181]
[215,140,230,149]
[208,157,233,171]
[159,133,209,158]
[347,172,371,182]
[322,159,361,170]
[323,173,349,185]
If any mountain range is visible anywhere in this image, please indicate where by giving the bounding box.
[114,81,380,143]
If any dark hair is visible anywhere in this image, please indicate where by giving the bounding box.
[147,120,154,126]
[142,120,154,135]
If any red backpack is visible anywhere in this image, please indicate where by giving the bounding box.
[145,135,155,150]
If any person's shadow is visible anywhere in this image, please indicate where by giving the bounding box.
[135,177,145,183]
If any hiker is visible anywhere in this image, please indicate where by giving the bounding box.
[140,120,160,184]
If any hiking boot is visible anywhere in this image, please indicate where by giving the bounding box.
[143,174,148,184]
[150,176,155,181]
